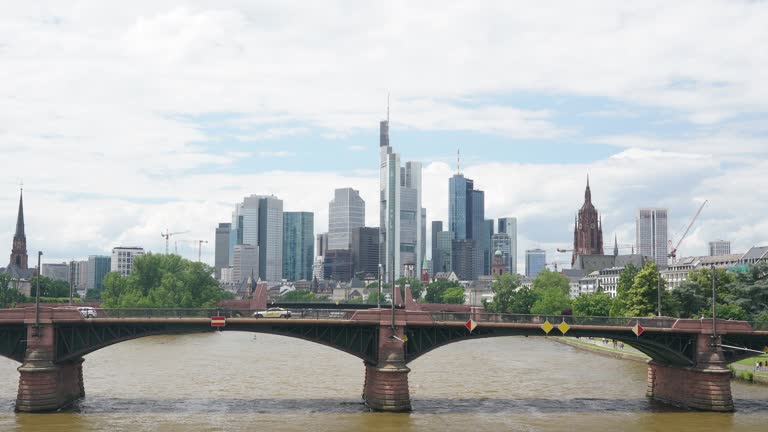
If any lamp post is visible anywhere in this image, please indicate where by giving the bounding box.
[377,263,382,308]
[712,264,717,339]
[35,251,42,333]
[391,255,396,329]
[657,268,662,317]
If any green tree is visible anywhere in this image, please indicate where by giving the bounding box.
[0,273,25,307]
[396,277,424,301]
[610,263,639,317]
[688,267,735,303]
[572,292,612,316]
[670,281,707,318]
[101,253,232,308]
[698,303,749,321]
[425,279,462,303]
[29,276,73,298]
[441,286,466,304]
[366,290,389,305]
[724,262,768,320]
[624,262,674,317]
[485,274,521,313]
[281,290,318,302]
[530,269,571,315]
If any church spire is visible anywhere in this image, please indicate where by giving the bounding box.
[614,234,619,257]
[10,188,28,269]
[584,175,592,204]
[15,188,24,238]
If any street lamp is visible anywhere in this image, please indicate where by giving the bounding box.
[377,263,382,308]
[711,264,717,339]
[35,251,42,333]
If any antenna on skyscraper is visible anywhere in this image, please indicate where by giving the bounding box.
[386,92,390,123]
[457,147,461,175]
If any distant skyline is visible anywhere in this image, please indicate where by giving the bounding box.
[1,1,767,272]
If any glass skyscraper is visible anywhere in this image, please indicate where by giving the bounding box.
[525,248,546,278]
[283,212,314,281]
[636,208,668,268]
[328,188,365,251]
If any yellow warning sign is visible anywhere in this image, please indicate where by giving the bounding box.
[541,320,553,334]
[558,321,571,335]
[402,335,408,342]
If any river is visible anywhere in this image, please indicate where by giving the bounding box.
[0,333,766,431]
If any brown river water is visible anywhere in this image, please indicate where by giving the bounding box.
[0,332,766,432]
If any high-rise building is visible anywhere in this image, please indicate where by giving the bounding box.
[316,233,329,258]
[323,249,353,282]
[497,217,518,274]
[69,260,88,292]
[110,247,144,276]
[421,208,427,270]
[86,255,111,291]
[328,188,365,251]
[232,244,258,283]
[379,114,423,282]
[431,221,443,274]
[435,231,453,274]
[283,212,314,281]
[351,227,379,279]
[572,178,604,266]
[258,196,284,281]
[214,223,231,279]
[451,239,475,281]
[449,174,474,240]
[636,208,668,268]
[42,263,69,282]
[478,219,493,276]
[525,249,546,278]
[709,240,731,256]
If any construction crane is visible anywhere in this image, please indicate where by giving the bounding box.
[177,239,209,262]
[546,261,570,272]
[668,200,708,261]
[161,229,190,255]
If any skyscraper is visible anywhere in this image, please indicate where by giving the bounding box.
[497,217,518,274]
[214,222,231,279]
[316,233,328,258]
[379,113,423,282]
[283,212,314,281]
[449,174,474,240]
[86,255,111,291]
[525,249,546,278]
[491,233,512,275]
[258,196,284,281]
[351,227,379,278]
[451,239,475,281]
[636,208,668,268]
[431,221,443,274]
[232,244,258,283]
[435,231,453,274]
[572,178,604,266]
[709,240,731,256]
[328,188,365,251]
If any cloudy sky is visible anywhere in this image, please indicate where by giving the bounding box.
[1,1,767,270]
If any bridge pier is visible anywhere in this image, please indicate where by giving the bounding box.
[16,317,85,412]
[362,322,411,412]
[646,334,733,412]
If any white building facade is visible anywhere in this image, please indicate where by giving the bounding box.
[110,247,145,276]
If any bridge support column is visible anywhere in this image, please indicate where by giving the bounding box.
[362,323,411,412]
[646,334,733,412]
[16,319,85,412]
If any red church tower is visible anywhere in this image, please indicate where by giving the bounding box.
[572,177,603,265]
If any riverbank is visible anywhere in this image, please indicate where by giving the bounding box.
[552,337,768,385]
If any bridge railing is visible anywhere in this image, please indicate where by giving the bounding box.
[429,312,678,328]
[85,308,359,320]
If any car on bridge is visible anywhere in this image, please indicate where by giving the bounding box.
[253,307,292,319]
[78,307,97,318]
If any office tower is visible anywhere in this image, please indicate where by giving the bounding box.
[351,227,379,279]
[41,263,69,282]
[232,244,258,283]
[479,218,493,276]
[421,208,427,271]
[451,239,475,281]
[316,233,329,258]
[572,178,604,266]
[86,255,111,291]
[379,113,423,282]
[68,260,88,292]
[636,208,669,268]
[323,249,353,282]
[328,188,365,251]
[110,247,144,276]
[709,240,731,256]
[435,231,453,274]
[258,196,284,281]
[431,221,443,274]
[214,223,231,279]
[449,174,474,240]
[525,249,546,278]
[497,217,518,274]
[283,212,314,281]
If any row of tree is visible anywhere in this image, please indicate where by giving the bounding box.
[484,261,768,321]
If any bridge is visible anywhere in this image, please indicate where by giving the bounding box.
[1,305,767,413]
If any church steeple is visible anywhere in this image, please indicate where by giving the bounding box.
[613,234,619,257]
[584,175,592,204]
[572,175,604,265]
[9,188,28,269]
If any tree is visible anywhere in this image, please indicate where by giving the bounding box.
[441,286,466,304]
[101,253,233,308]
[530,269,571,315]
[485,274,520,313]
[610,263,639,317]
[424,279,463,303]
[724,262,768,320]
[670,281,707,318]
[698,303,749,321]
[623,262,674,317]
[396,277,424,301]
[366,290,389,305]
[572,292,612,316]
[282,290,320,302]
[0,273,25,307]
[688,267,735,304]
[29,276,73,298]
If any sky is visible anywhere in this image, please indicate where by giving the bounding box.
[1,1,767,271]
